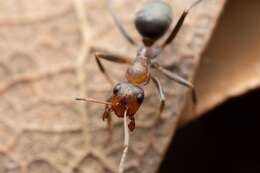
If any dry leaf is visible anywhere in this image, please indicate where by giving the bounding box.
[180,0,260,125]
[0,0,225,172]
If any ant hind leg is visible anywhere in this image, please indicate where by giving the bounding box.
[161,0,204,48]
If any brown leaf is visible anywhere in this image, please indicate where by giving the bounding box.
[180,0,260,126]
[0,0,225,173]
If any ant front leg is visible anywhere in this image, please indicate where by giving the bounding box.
[106,0,137,46]
[102,98,113,140]
[161,0,203,48]
[155,65,197,105]
[94,52,133,86]
[103,104,113,131]
[128,116,135,131]
[151,76,166,118]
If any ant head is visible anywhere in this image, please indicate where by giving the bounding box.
[111,81,144,118]
[135,0,172,45]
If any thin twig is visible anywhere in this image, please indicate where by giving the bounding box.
[119,109,129,173]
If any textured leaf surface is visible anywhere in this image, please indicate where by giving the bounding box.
[0,0,224,172]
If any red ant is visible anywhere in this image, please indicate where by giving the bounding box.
[76,0,203,172]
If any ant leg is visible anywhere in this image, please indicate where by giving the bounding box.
[161,0,203,48]
[103,105,113,131]
[151,76,165,118]
[95,52,133,86]
[118,109,130,173]
[128,117,135,131]
[103,98,113,141]
[106,0,137,46]
[155,65,197,104]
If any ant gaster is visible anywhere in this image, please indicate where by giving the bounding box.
[76,0,203,172]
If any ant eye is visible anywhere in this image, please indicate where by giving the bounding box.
[113,85,121,95]
[136,93,144,104]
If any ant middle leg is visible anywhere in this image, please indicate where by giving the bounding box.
[106,0,137,46]
[161,0,203,48]
[151,76,165,118]
[155,65,197,105]
[94,52,133,86]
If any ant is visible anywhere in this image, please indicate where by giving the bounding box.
[76,0,203,172]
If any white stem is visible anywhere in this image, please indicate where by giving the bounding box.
[118,109,129,173]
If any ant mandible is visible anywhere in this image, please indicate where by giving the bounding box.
[76,0,203,172]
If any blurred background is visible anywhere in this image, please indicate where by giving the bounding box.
[160,0,260,172]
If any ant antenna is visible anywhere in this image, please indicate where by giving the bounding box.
[75,97,112,105]
[118,109,130,173]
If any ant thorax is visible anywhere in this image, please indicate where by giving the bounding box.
[138,46,162,60]
[125,54,150,85]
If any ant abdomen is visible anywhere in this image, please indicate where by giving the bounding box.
[135,0,172,41]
